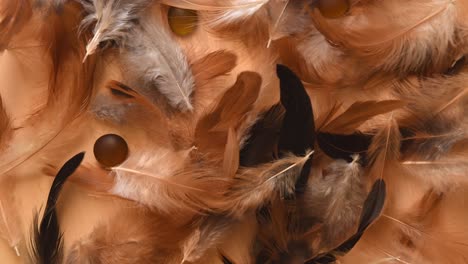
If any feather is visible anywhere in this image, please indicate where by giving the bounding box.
[367,117,402,181]
[226,152,313,215]
[67,207,188,264]
[30,152,85,264]
[90,80,167,126]
[0,177,22,256]
[317,132,373,165]
[277,64,315,156]
[79,0,151,60]
[161,0,269,26]
[266,0,289,48]
[0,97,10,148]
[322,100,406,134]
[0,0,32,50]
[304,156,367,249]
[181,216,234,263]
[223,128,240,178]
[191,50,238,91]
[240,104,285,167]
[358,179,387,232]
[123,16,195,112]
[310,179,386,263]
[277,64,315,193]
[221,253,235,264]
[195,71,261,158]
[309,0,458,74]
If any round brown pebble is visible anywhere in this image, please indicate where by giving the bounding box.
[168,7,198,36]
[316,0,350,19]
[93,134,129,167]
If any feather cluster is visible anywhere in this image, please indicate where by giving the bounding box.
[0,0,468,263]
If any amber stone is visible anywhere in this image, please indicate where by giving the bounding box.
[93,134,129,167]
[316,0,350,19]
[168,7,198,36]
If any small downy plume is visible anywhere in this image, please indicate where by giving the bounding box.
[309,179,387,263]
[0,0,32,50]
[303,156,367,250]
[67,206,190,264]
[181,216,235,263]
[123,15,195,112]
[79,0,152,60]
[225,152,313,217]
[29,152,85,264]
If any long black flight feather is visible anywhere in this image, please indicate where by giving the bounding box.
[276,64,315,194]
[30,152,85,264]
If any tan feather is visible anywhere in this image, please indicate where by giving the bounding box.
[321,100,406,134]
[0,0,32,50]
[309,0,457,74]
[368,116,401,182]
[0,177,22,256]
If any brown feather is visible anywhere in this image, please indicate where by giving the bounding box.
[191,50,238,89]
[223,128,240,179]
[194,71,261,158]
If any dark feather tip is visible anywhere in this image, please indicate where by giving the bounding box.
[276,64,315,156]
[220,253,234,264]
[31,152,85,264]
[358,179,386,232]
[317,132,372,165]
[240,104,284,167]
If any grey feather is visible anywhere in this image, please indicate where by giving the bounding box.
[123,16,195,112]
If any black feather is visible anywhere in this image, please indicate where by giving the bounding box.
[30,152,85,264]
[276,64,315,194]
[317,132,373,165]
[276,64,315,156]
[240,104,285,167]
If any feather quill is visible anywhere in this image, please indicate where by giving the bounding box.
[30,152,84,264]
[123,16,195,111]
